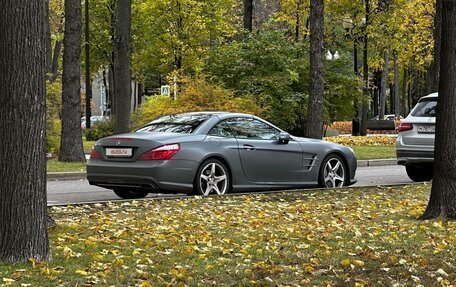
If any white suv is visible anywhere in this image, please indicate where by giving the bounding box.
[396,93,437,181]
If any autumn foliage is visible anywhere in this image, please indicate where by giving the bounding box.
[324,135,397,146]
[130,77,263,129]
[0,185,454,285]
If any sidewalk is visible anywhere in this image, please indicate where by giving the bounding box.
[47,158,398,181]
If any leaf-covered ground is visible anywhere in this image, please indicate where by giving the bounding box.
[1,184,455,286]
[324,135,397,146]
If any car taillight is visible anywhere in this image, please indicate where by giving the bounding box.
[138,144,180,160]
[398,122,413,132]
[90,148,101,159]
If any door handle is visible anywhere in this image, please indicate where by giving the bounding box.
[243,144,255,150]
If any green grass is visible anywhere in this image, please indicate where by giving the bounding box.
[1,185,454,286]
[351,145,396,160]
[47,159,86,173]
[46,140,94,173]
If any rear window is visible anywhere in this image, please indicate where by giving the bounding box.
[136,113,212,133]
[410,98,437,117]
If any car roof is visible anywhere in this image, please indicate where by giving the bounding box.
[420,92,438,100]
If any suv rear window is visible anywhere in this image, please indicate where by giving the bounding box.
[410,98,437,117]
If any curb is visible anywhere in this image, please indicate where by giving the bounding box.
[47,172,87,181]
[357,158,397,167]
[47,159,398,181]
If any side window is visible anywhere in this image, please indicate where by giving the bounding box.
[226,118,280,140]
[208,121,234,138]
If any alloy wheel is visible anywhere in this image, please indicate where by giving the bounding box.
[323,157,346,187]
[199,162,228,195]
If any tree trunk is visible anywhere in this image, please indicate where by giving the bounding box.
[48,40,63,83]
[360,0,370,136]
[401,68,408,116]
[44,0,52,72]
[113,0,131,134]
[59,0,85,161]
[389,83,394,114]
[425,0,442,94]
[373,70,382,117]
[393,53,400,116]
[295,0,302,41]
[108,65,115,116]
[0,0,50,263]
[243,0,253,32]
[421,0,456,220]
[379,51,388,119]
[306,0,324,139]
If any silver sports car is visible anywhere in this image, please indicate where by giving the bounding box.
[87,112,357,199]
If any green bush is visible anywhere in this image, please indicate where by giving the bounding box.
[46,118,61,157]
[84,118,115,141]
[46,80,62,156]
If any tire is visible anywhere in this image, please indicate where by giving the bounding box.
[405,165,433,182]
[194,159,230,196]
[113,188,149,199]
[318,154,347,188]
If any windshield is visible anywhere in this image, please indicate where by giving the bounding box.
[136,113,213,133]
[410,98,437,117]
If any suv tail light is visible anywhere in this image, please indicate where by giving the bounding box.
[139,144,180,160]
[398,122,413,132]
[90,148,101,159]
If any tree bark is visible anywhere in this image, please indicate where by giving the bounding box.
[113,0,132,134]
[306,0,325,139]
[379,51,388,119]
[243,0,253,32]
[425,0,442,94]
[59,0,85,161]
[0,0,50,263]
[421,0,456,220]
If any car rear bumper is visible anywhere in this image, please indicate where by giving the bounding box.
[86,159,198,193]
[396,149,434,165]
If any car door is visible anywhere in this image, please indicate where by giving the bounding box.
[225,117,303,183]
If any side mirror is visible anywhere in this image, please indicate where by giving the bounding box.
[278,132,291,144]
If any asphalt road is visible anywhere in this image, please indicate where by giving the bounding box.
[47,164,414,206]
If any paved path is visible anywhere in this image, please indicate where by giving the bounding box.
[47,163,415,206]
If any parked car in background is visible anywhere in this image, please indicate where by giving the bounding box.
[396,93,437,182]
[87,112,357,199]
[371,114,404,121]
[81,116,106,129]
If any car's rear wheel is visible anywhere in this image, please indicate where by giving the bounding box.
[194,159,230,196]
[113,188,149,199]
[319,154,347,188]
[405,165,433,182]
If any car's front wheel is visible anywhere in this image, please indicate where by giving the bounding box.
[113,188,149,199]
[319,154,347,188]
[194,159,230,196]
[405,165,433,182]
